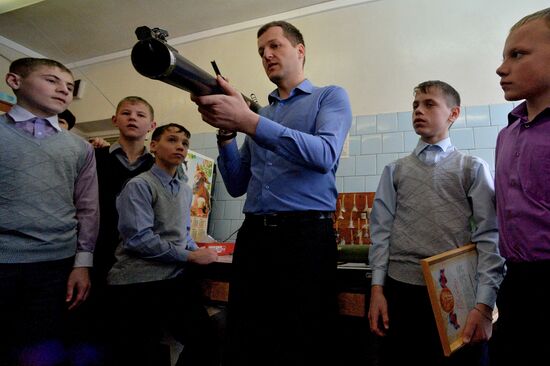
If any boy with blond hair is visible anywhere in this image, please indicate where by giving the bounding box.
[94,96,157,283]
[492,7,550,365]
[0,57,99,364]
[368,80,505,366]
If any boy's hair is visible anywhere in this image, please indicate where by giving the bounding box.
[510,7,550,32]
[116,96,155,119]
[257,20,306,66]
[414,80,461,107]
[151,123,191,141]
[58,109,76,130]
[9,57,73,78]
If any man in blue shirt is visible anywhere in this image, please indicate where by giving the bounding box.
[192,20,351,366]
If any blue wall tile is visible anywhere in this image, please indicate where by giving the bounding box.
[361,134,382,154]
[450,128,475,149]
[382,132,404,153]
[466,105,491,127]
[404,131,419,152]
[343,176,365,192]
[348,135,362,156]
[473,126,499,149]
[365,175,381,192]
[356,115,377,135]
[397,111,412,131]
[336,156,356,176]
[489,103,514,126]
[377,113,398,132]
[356,155,377,176]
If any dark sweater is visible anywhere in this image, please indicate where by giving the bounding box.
[93,146,154,284]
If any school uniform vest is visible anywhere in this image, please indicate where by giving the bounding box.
[93,147,154,281]
[0,115,88,263]
[388,151,474,285]
[107,170,192,285]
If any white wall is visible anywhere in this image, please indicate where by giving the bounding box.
[1,0,547,134]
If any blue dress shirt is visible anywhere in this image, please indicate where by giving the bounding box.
[217,79,352,214]
[116,164,197,262]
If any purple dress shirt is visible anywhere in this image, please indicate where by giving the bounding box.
[495,102,550,262]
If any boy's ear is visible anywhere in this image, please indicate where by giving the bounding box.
[5,73,21,90]
[448,106,461,123]
[148,121,157,133]
[150,139,157,154]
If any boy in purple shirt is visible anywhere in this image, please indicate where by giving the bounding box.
[492,7,550,366]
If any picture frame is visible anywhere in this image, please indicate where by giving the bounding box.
[420,243,478,356]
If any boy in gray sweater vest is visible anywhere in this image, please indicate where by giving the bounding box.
[368,81,505,366]
[0,58,99,364]
[107,123,218,366]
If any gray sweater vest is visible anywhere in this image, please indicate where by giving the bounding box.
[0,115,88,263]
[388,151,474,285]
[108,170,192,285]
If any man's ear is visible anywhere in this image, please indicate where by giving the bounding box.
[5,72,21,90]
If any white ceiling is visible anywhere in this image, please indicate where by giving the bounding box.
[0,0,337,65]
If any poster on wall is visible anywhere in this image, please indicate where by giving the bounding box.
[183,149,215,242]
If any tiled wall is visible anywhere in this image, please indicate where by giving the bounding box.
[190,102,515,242]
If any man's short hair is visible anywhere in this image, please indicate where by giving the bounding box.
[58,109,76,130]
[414,80,461,107]
[151,123,191,141]
[116,96,155,120]
[257,20,305,47]
[9,57,73,78]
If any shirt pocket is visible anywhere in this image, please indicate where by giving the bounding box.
[525,145,550,205]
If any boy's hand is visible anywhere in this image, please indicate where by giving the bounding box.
[462,303,493,344]
[66,267,91,310]
[368,285,390,337]
[188,247,218,265]
[89,137,111,148]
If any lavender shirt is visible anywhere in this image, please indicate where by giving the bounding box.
[495,102,550,263]
[7,105,99,267]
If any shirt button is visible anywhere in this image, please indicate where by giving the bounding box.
[267,162,273,166]
[515,152,520,157]
[265,185,269,190]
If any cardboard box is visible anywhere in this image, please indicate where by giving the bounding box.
[197,242,235,256]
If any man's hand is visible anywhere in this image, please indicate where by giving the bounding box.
[188,247,218,265]
[191,76,259,135]
[66,267,91,310]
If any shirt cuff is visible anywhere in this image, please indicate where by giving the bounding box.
[74,251,93,267]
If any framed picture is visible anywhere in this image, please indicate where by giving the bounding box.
[420,243,478,356]
[184,149,215,242]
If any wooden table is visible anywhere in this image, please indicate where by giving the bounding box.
[200,257,371,317]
